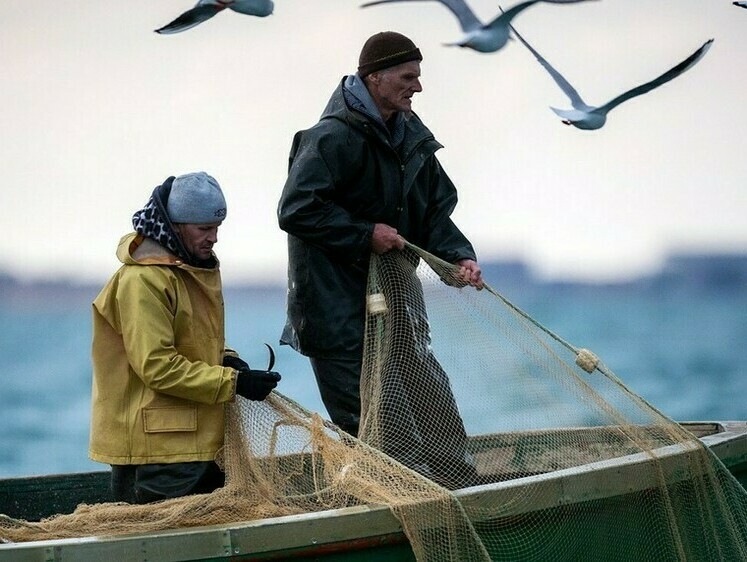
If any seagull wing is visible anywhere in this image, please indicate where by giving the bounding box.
[487,0,539,30]
[155,2,225,34]
[360,0,483,32]
[489,1,592,31]
[599,39,713,113]
[509,22,588,109]
[230,0,274,17]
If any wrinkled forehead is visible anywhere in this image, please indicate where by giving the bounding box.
[382,60,421,77]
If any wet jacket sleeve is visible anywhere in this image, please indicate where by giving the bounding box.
[115,267,236,405]
[278,129,374,265]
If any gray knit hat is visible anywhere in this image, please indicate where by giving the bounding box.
[166,172,227,224]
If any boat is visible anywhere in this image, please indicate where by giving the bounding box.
[1,420,746,561]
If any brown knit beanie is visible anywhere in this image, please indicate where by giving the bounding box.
[358,31,423,78]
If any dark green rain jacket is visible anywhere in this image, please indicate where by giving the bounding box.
[277,77,476,359]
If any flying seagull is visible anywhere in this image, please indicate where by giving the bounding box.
[734,1,747,8]
[155,0,274,35]
[360,0,593,53]
[509,23,713,130]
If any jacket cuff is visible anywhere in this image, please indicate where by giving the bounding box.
[224,367,239,402]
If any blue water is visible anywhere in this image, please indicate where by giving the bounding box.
[1,270,745,478]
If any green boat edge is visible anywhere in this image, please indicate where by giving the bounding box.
[2,421,746,562]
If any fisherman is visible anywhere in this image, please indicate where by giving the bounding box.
[277,32,483,488]
[89,172,282,504]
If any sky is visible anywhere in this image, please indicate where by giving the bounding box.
[2,0,745,285]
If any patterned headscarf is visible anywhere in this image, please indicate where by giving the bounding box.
[132,176,193,264]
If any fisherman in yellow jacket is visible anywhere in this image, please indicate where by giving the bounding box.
[89,172,282,504]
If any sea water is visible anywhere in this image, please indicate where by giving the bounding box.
[1,265,745,478]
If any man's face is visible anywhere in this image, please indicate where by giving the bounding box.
[173,222,221,261]
[371,61,423,117]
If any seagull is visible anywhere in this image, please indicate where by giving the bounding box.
[509,22,713,130]
[155,0,274,35]
[360,0,593,53]
[734,1,747,8]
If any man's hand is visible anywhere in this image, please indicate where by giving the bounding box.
[236,370,282,401]
[223,355,250,372]
[371,223,405,254]
[456,259,484,290]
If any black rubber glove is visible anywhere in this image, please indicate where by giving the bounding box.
[223,354,250,371]
[235,370,281,401]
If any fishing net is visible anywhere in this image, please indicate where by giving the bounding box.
[359,243,747,560]
[2,242,747,561]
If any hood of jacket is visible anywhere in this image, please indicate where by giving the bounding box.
[115,232,212,269]
[319,75,439,162]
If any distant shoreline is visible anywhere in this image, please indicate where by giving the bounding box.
[1,252,746,295]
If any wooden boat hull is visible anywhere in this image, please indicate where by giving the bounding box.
[2,421,746,561]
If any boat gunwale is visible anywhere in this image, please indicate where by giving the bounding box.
[2,421,746,560]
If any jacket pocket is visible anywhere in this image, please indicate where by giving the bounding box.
[143,406,197,433]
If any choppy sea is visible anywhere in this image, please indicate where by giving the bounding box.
[1,255,745,478]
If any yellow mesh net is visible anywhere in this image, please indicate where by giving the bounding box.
[2,242,747,561]
[359,244,747,560]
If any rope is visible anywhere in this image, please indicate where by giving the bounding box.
[401,241,688,425]
[403,241,581,356]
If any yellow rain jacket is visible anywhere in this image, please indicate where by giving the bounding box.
[89,233,237,465]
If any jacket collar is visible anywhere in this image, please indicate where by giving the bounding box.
[116,232,219,270]
[321,76,439,161]
[341,74,406,149]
